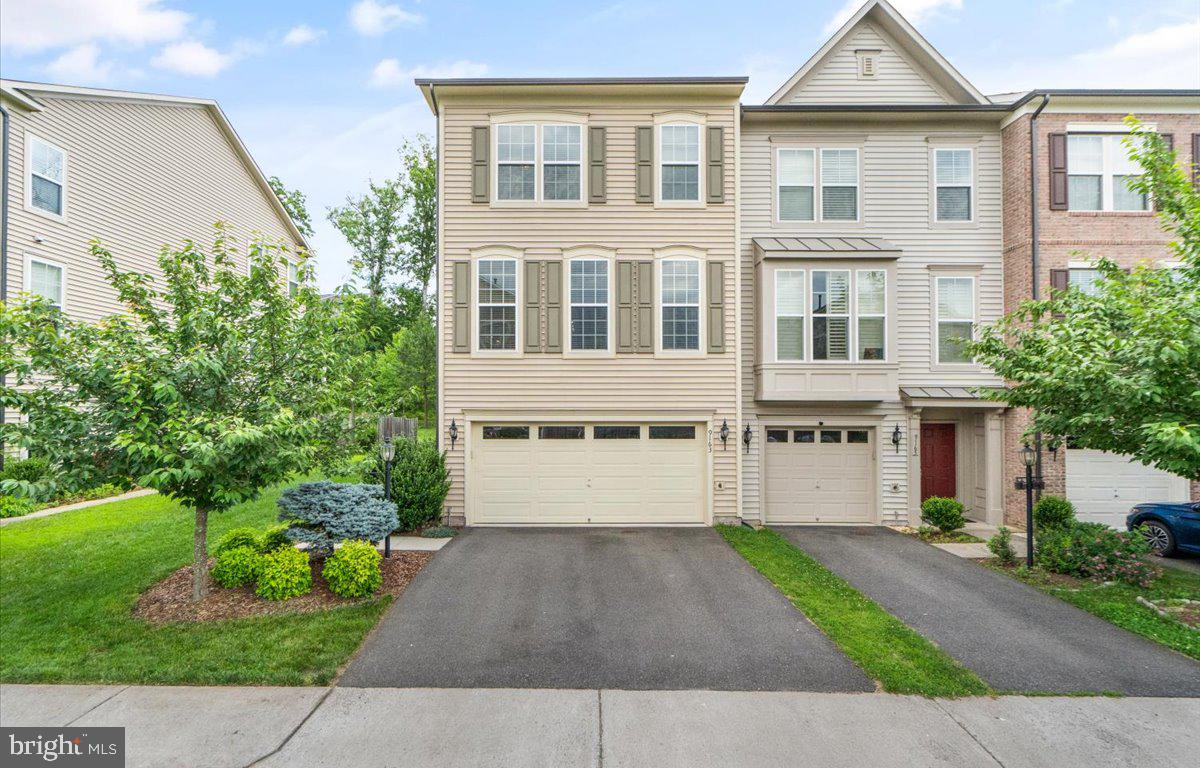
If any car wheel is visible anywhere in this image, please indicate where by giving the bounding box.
[1139,521,1176,557]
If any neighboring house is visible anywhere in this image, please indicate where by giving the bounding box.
[998,91,1200,527]
[0,80,308,452]
[420,0,1199,529]
[417,77,744,525]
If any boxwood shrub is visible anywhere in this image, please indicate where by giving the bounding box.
[212,527,262,557]
[1033,494,1076,531]
[322,540,383,598]
[211,545,262,588]
[920,496,966,533]
[255,547,313,601]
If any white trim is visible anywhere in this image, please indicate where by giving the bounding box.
[773,268,806,362]
[565,254,614,356]
[656,252,705,355]
[473,254,521,355]
[493,123,537,203]
[772,144,861,225]
[1066,121,1157,133]
[933,274,976,367]
[775,147,816,223]
[1066,133,1150,213]
[490,117,587,208]
[819,147,860,223]
[810,268,852,362]
[656,121,704,207]
[855,268,887,362]
[932,146,974,224]
[24,132,67,221]
[24,254,66,310]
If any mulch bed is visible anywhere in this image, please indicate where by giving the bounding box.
[133,551,432,625]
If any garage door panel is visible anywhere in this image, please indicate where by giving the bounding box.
[471,423,705,524]
[1067,449,1188,528]
[764,427,874,524]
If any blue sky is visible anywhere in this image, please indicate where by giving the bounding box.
[3,0,1198,290]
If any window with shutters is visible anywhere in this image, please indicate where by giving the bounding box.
[935,275,975,365]
[660,258,701,351]
[496,125,536,201]
[933,148,973,222]
[1068,266,1103,296]
[569,258,610,351]
[542,125,581,201]
[659,124,701,202]
[477,258,518,351]
[774,146,859,223]
[27,134,67,219]
[1067,134,1149,212]
[26,256,65,309]
[493,120,586,204]
[812,270,850,361]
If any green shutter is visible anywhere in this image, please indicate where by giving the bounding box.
[452,261,471,352]
[706,126,725,204]
[617,261,635,352]
[589,127,607,203]
[545,261,563,352]
[635,126,653,203]
[636,260,654,353]
[525,261,542,352]
[471,126,490,203]
[707,261,725,353]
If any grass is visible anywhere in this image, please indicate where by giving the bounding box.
[0,483,391,686]
[985,561,1200,661]
[718,525,991,697]
[908,527,984,544]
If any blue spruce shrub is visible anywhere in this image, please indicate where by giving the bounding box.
[277,481,398,555]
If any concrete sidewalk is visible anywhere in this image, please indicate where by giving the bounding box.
[3,684,1197,768]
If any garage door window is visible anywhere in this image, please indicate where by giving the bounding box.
[594,425,640,439]
[649,426,695,439]
[847,430,869,444]
[766,429,788,443]
[539,426,585,439]
[483,426,529,439]
[794,430,814,443]
[820,430,842,443]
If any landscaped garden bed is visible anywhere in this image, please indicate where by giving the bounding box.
[135,551,432,624]
[898,526,983,544]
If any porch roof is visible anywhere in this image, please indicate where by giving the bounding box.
[901,386,1007,409]
[752,236,900,259]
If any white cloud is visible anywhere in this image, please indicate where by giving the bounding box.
[282,24,324,46]
[45,43,114,83]
[975,20,1200,92]
[1,0,191,54]
[151,40,235,77]
[740,53,792,103]
[369,59,489,88]
[823,0,962,35]
[349,0,423,37]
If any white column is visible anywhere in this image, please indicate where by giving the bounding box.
[985,410,1005,526]
[906,407,923,526]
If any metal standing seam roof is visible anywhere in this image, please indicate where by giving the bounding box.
[901,386,978,399]
[752,236,901,253]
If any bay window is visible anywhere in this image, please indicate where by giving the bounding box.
[856,269,886,360]
[769,267,889,363]
[477,259,517,350]
[811,270,850,360]
[774,269,805,360]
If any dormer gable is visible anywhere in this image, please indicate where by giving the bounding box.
[766,0,987,106]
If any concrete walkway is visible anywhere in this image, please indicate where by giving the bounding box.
[0,488,156,526]
[3,684,1197,768]
[777,526,1200,697]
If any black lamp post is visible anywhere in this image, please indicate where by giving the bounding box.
[1015,442,1043,567]
[381,436,395,558]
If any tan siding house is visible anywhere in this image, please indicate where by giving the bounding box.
[1,80,306,327]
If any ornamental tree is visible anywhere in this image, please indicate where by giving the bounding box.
[969,119,1199,480]
[0,228,352,600]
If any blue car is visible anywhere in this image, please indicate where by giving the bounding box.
[1127,501,1200,557]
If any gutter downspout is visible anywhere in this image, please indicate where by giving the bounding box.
[0,102,11,471]
[1029,94,1050,497]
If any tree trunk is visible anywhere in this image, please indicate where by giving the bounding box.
[192,507,209,602]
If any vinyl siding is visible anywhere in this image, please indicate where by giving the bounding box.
[3,94,298,326]
[439,95,740,524]
[779,22,952,105]
[739,119,1004,523]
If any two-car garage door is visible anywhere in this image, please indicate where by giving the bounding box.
[470,423,707,525]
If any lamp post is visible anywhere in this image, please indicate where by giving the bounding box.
[1015,442,1043,567]
[381,436,395,558]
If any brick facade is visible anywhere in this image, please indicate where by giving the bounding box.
[1000,111,1200,524]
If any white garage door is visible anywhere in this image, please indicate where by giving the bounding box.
[764,427,874,524]
[1066,449,1189,528]
[470,423,707,525]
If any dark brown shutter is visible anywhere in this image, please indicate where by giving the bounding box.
[1048,133,1068,211]
[635,261,654,353]
[1192,134,1200,189]
[1049,268,1069,319]
[635,126,653,203]
[452,261,471,352]
[524,261,542,352]
[589,127,607,203]
[545,261,563,352]
[471,126,490,203]
[1161,133,1174,152]
[706,126,725,204]
[707,261,725,353]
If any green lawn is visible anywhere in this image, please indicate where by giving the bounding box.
[986,562,1200,661]
[718,525,991,697]
[0,485,390,686]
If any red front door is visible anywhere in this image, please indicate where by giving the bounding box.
[920,423,956,501]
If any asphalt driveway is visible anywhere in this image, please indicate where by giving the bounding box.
[340,527,872,691]
[776,526,1200,697]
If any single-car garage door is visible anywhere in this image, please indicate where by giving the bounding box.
[469,423,707,525]
[1066,449,1189,528]
[764,427,874,524]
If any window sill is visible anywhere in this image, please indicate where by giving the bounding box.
[489,201,587,210]
[771,219,864,229]
[654,200,707,210]
[23,204,67,224]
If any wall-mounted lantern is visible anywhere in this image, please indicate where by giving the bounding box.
[448,419,459,449]
[742,424,753,453]
[891,424,902,454]
[719,420,730,450]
